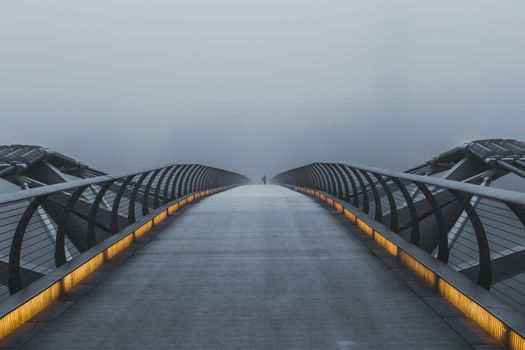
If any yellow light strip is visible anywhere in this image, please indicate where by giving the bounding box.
[105,235,134,261]
[0,188,222,341]
[356,218,374,237]
[153,210,168,226]
[343,208,357,223]
[373,232,398,257]
[438,279,507,343]
[0,281,61,339]
[397,250,437,288]
[296,187,525,350]
[168,203,179,215]
[134,221,153,240]
[62,253,105,292]
[510,331,525,350]
[333,202,343,212]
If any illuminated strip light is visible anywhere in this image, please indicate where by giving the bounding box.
[134,221,153,240]
[373,232,398,257]
[438,279,506,343]
[105,235,133,262]
[510,331,525,350]
[153,211,168,226]
[0,188,222,341]
[356,219,374,237]
[398,251,437,288]
[0,282,61,339]
[296,187,525,350]
[343,208,357,223]
[168,203,179,215]
[62,253,105,292]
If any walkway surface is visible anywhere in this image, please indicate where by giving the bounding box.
[3,185,495,349]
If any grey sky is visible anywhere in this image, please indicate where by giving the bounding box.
[1,1,524,179]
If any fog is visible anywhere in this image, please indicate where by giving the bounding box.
[1,1,524,180]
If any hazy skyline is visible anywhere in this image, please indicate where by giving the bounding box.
[1,1,524,179]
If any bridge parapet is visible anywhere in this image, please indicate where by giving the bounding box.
[0,163,249,339]
[273,162,525,349]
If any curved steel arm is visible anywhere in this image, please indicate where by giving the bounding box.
[87,180,115,248]
[9,195,48,294]
[271,161,510,291]
[154,167,174,208]
[360,170,382,221]
[111,175,134,233]
[56,186,89,266]
[372,173,397,230]
[2,163,249,295]
[414,182,449,263]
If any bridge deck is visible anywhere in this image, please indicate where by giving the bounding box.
[3,185,492,349]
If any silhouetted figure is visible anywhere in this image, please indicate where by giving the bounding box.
[261,175,267,185]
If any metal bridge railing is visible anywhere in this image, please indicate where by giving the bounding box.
[272,162,525,314]
[0,164,249,301]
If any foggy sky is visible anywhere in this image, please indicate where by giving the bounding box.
[1,1,524,180]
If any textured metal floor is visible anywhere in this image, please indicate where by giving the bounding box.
[2,185,498,349]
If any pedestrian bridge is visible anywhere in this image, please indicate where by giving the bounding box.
[1,140,525,349]
[0,186,495,349]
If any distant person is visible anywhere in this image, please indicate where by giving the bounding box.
[261,175,267,185]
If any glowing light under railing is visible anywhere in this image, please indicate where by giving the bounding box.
[134,221,153,240]
[168,203,179,215]
[105,235,134,261]
[343,209,357,223]
[397,251,437,288]
[510,331,525,350]
[373,232,398,257]
[0,187,222,341]
[62,253,105,292]
[438,279,507,343]
[294,187,525,350]
[357,219,374,237]
[153,211,168,226]
[0,281,61,339]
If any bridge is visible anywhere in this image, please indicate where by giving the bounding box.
[0,140,524,349]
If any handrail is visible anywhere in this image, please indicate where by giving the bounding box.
[339,161,525,206]
[0,164,245,206]
[292,185,525,349]
[275,161,525,206]
[0,163,250,301]
[272,162,525,316]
